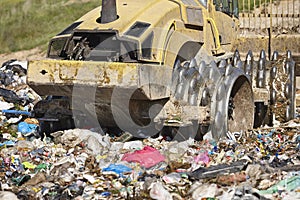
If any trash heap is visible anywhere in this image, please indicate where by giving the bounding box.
[0,59,41,138]
[0,60,299,200]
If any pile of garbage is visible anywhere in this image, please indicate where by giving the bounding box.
[0,60,299,199]
[0,124,298,199]
[0,59,41,138]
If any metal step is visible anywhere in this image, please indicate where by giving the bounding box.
[293,55,300,76]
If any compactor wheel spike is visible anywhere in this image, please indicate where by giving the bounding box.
[201,87,210,106]
[198,61,206,73]
[270,66,277,80]
[270,89,277,105]
[183,61,190,69]
[286,105,293,121]
[287,50,292,59]
[189,58,197,69]
[209,61,218,68]
[260,50,266,59]
[234,49,240,59]
[285,60,293,75]
[233,50,240,66]
[272,51,279,61]
[174,59,181,71]
[267,51,295,124]
[218,59,227,68]
[246,50,253,60]
[225,64,233,76]
[236,60,244,70]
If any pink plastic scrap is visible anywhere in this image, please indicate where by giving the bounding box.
[194,151,210,166]
[122,146,165,168]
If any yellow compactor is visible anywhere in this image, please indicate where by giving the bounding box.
[27,0,296,141]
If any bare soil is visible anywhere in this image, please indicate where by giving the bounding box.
[0,47,46,65]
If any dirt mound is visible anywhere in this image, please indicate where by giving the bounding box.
[0,47,46,65]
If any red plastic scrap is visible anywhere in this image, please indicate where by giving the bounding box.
[121,146,165,168]
[216,172,247,186]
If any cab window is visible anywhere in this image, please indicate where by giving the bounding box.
[232,0,238,18]
[198,0,207,7]
[214,0,239,18]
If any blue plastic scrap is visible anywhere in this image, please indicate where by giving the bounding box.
[0,140,15,147]
[102,164,132,176]
[100,191,111,197]
[1,109,31,116]
[18,122,38,134]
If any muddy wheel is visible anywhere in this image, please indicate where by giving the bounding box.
[269,50,296,123]
[163,58,199,141]
[226,76,254,133]
[168,56,254,141]
[209,61,254,140]
[237,49,296,127]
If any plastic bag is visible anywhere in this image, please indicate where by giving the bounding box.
[194,151,210,166]
[259,176,300,195]
[17,122,38,135]
[122,146,165,168]
[149,182,172,200]
[102,164,132,176]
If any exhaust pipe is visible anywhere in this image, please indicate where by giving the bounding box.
[100,0,117,23]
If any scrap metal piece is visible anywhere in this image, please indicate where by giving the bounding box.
[189,159,249,180]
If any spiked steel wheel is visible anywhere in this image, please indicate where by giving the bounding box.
[168,49,295,141]
[170,56,254,141]
[235,49,296,127]
[269,50,296,123]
